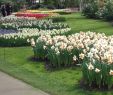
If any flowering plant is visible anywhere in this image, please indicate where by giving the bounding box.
[31,31,113,89]
[26,9,71,14]
[0,15,70,46]
[31,32,92,67]
[15,13,49,19]
[0,28,71,46]
[0,15,68,30]
[82,34,113,89]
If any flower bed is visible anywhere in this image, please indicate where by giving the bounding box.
[0,15,70,47]
[14,9,60,19]
[26,9,72,14]
[0,28,71,47]
[0,15,68,30]
[15,13,49,19]
[82,34,113,89]
[30,32,91,66]
[13,9,71,20]
[30,31,113,89]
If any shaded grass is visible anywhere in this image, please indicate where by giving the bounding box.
[0,13,113,95]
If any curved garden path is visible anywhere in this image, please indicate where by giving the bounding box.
[0,71,49,95]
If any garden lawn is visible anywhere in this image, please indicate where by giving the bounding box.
[63,13,113,35]
[0,13,113,95]
[1,47,113,95]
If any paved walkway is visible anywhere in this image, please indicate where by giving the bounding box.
[0,72,49,95]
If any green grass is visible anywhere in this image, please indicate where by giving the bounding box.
[63,13,113,35]
[1,47,113,95]
[0,13,113,95]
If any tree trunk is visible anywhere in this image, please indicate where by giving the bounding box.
[79,0,83,11]
[99,0,105,8]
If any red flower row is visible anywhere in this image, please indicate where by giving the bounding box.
[15,13,49,18]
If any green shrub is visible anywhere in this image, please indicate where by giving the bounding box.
[0,38,30,47]
[95,8,104,19]
[82,1,99,18]
[57,11,72,15]
[102,1,113,21]
[50,17,66,23]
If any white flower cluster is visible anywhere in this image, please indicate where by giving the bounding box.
[85,34,113,65]
[79,32,113,88]
[0,28,71,40]
[0,15,68,30]
[32,31,113,66]
[83,34,113,76]
[32,32,95,63]
[0,15,36,23]
[0,15,71,46]
[35,31,97,54]
[31,31,113,87]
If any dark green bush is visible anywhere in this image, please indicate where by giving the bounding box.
[82,0,113,21]
[0,38,29,47]
[82,2,99,19]
[50,17,66,22]
[102,1,113,21]
[57,11,72,15]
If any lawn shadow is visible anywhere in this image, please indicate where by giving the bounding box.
[44,60,81,72]
[27,55,47,63]
[67,80,113,95]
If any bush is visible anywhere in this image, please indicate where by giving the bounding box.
[95,8,104,19]
[50,17,66,23]
[102,1,113,21]
[83,0,113,21]
[57,11,72,15]
[0,37,30,47]
[82,1,99,18]
[28,4,40,9]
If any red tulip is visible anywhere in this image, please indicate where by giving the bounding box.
[15,13,49,19]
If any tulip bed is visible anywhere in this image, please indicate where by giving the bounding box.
[14,9,60,19]
[15,13,50,19]
[0,15,70,46]
[14,9,71,19]
[26,9,72,15]
[31,31,113,89]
